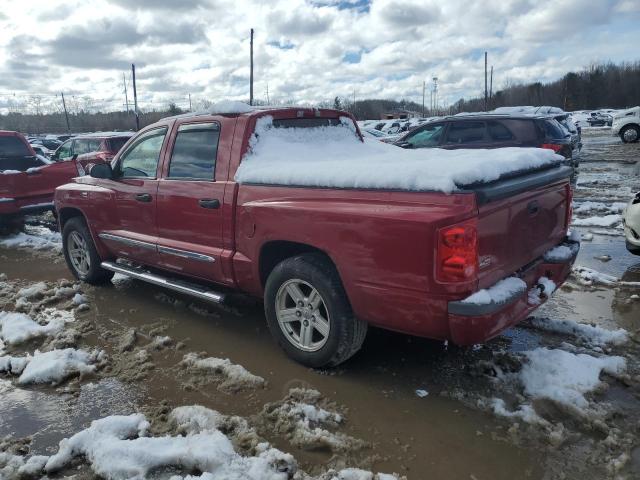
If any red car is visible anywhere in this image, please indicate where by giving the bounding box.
[54,107,579,367]
[0,130,81,225]
[53,132,134,168]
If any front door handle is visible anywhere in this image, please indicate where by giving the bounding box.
[199,199,220,209]
[135,193,152,203]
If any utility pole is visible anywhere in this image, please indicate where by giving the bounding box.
[249,28,254,106]
[484,51,488,111]
[352,89,356,116]
[266,83,270,104]
[432,77,438,113]
[123,72,129,113]
[131,63,139,131]
[188,93,192,112]
[489,65,494,108]
[422,80,425,117]
[61,92,70,133]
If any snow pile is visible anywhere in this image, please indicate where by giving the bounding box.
[41,411,299,480]
[572,265,618,286]
[527,276,556,305]
[208,100,254,114]
[572,214,621,227]
[0,226,62,251]
[573,201,627,214]
[182,353,265,391]
[235,116,563,193]
[0,452,49,478]
[529,318,628,346]
[0,348,103,385]
[460,277,526,305]
[490,398,548,425]
[543,245,575,262]
[16,282,48,300]
[520,348,625,409]
[0,311,65,345]
[261,388,363,452]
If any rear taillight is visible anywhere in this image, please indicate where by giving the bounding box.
[436,220,478,283]
[541,143,563,153]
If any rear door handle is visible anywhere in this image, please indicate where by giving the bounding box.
[199,199,220,209]
[135,193,152,202]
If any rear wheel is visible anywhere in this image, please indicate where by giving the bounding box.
[620,125,639,143]
[264,253,367,367]
[62,217,114,284]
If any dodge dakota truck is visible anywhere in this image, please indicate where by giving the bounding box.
[1,130,82,227]
[54,105,579,367]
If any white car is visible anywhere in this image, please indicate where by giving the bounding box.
[623,193,640,255]
[612,106,640,143]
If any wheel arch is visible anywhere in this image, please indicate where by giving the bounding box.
[58,206,88,230]
[258,240,339,288]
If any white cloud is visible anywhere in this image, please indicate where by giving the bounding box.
[0,0,637,112]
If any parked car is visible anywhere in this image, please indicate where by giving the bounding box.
[586,112,613,127]
[31,138,63,151]
[612,107,640,143]
[52,132,134,168]
[30,144,55,159]
[393,114,576,165]
[623,192,640,255]
[55,106,578,367]
[0,130,82,225]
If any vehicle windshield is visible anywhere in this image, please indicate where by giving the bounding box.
[0,136,31,157]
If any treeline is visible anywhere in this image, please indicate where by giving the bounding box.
[453,61,640,113]
[0,109,177,134]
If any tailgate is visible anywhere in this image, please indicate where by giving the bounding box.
[471,166,572,289]
[0,161,79,206]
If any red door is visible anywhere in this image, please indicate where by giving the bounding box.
[97,127,168,266]
[155,120,231,284]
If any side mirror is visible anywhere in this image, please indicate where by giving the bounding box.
[89,163,113,179]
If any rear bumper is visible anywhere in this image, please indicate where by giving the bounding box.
[447,237,580,345]
[0,198,54,217]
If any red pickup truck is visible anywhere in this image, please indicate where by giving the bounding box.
[1,130,81,226]
[54,106,579,367]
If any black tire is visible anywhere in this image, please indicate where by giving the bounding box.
[264,253,367,368]
[620,125,640,143]
[626,240,640,256]
[62,217,114,284]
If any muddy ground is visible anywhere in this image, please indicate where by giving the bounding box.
[1,128,639,479]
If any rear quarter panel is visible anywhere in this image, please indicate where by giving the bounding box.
[232,185,477,336]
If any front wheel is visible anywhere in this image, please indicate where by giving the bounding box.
[620,125,640,143]
[62,217,114,284]
[264,253,367,368]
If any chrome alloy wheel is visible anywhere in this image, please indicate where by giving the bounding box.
[67,231,91,276]
[623,127,639,142]
[275,279,331,352]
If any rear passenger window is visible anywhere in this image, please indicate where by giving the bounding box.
[167,123,220,181]
[487,121,514,141]
[444,122,486,144]
[73,139,90,155]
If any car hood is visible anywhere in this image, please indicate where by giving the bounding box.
[614,106,640,120]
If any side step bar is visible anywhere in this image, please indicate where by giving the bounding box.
[101,261,225,304]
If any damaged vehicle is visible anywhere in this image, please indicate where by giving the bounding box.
[623,192,640,254]
[0,130,83,227]
[54,104,579,367]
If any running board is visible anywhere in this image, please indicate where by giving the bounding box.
[101,261,225,304]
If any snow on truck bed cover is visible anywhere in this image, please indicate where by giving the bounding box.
[234,116,564,193]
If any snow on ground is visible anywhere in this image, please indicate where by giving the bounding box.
[572,265,618,286]
[182,353,266,392]
[543,245,575,262]
[260,388,364,453]
[235,116,563,193]
[460,277,526,305]
[529,317,628,347]
[519,348,625,410]
[0,311,65,345]
[0,226,62,251]
[572,214,621,227]
[573,201,627,215]
[0,348,104,385]
[2,406,400,480]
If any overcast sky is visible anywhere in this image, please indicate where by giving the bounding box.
[0,0,639,112]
